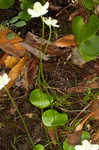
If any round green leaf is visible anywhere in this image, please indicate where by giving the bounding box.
[63,139,75,150]
[72,15,99,45]
[29,89,53,109]
[42,109,68,127]
[34,144,44,150]
[14,21,26,27]
[81,131,90,141]
[79,35,99,61]
[0,0,14,9]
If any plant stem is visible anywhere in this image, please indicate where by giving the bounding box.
[4,86,34,148]
[44,25,52,54]
[37,16,45,88]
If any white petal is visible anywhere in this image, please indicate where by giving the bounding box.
[82,140,90,146]
[53,24,59,27]
[33,2,42,10]
[42,2,49,11]
[52,19,58,24]
[28,9,40,17]
[0,73,10,89]
[75,145,84,150]
[91,144,99,150]
[40,2,49,16]
[40,9,48,16]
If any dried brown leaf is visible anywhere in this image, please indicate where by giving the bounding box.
[0,28,26,57]
[0,53,8,67]
[4,55,19,68]
[53,34,76,48]
[7,55,28,89]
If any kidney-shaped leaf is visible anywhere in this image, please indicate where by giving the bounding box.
[42,109,68,127]
[79,35,99,61]
[29,89,53,109]
[0,0,14,9]
[72,15,99,45]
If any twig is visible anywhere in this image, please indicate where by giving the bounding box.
[69,100,93,126]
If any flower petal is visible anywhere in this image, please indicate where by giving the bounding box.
[42,2,49,11]
[33,2,42,10]
[0,73,10,90]
[91,144,99,150]
[28,9,40,17]
[75,145,84,150]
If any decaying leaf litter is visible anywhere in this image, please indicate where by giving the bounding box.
[0,0,99,149]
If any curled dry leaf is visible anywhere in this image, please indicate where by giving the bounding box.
[75,112,94,131]
[7,55,28,89]
[53,34,76,48]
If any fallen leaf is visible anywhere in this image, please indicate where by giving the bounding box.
[7,55,28,89]
[4,55,19,68]
[75,112,94,131]
[53,34,76,48]
[0,53,8,67]
[0,27,26,57]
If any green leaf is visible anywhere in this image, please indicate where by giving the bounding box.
[81,131,90,141]
[18,11,31,21]
[9,16,20,24]
[0,0,14,9]
[72,15,99,45]
[7,33,15,40]
[14,21,26,27]
[20,0,34,11]
[79,35,99,61]
[63,139,75,150]
[34,144,44,150]
[29,89,53,109]
[42,109,68,127]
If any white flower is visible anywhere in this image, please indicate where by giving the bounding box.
[27,1,49,18]
[0,73,10,90]
[43,17,59,27]
[75,140,99,150]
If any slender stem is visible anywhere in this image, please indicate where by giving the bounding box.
[44,25,52,54]
[38,16,45,88]
[54,127,62,150]
[4,86,34,148]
